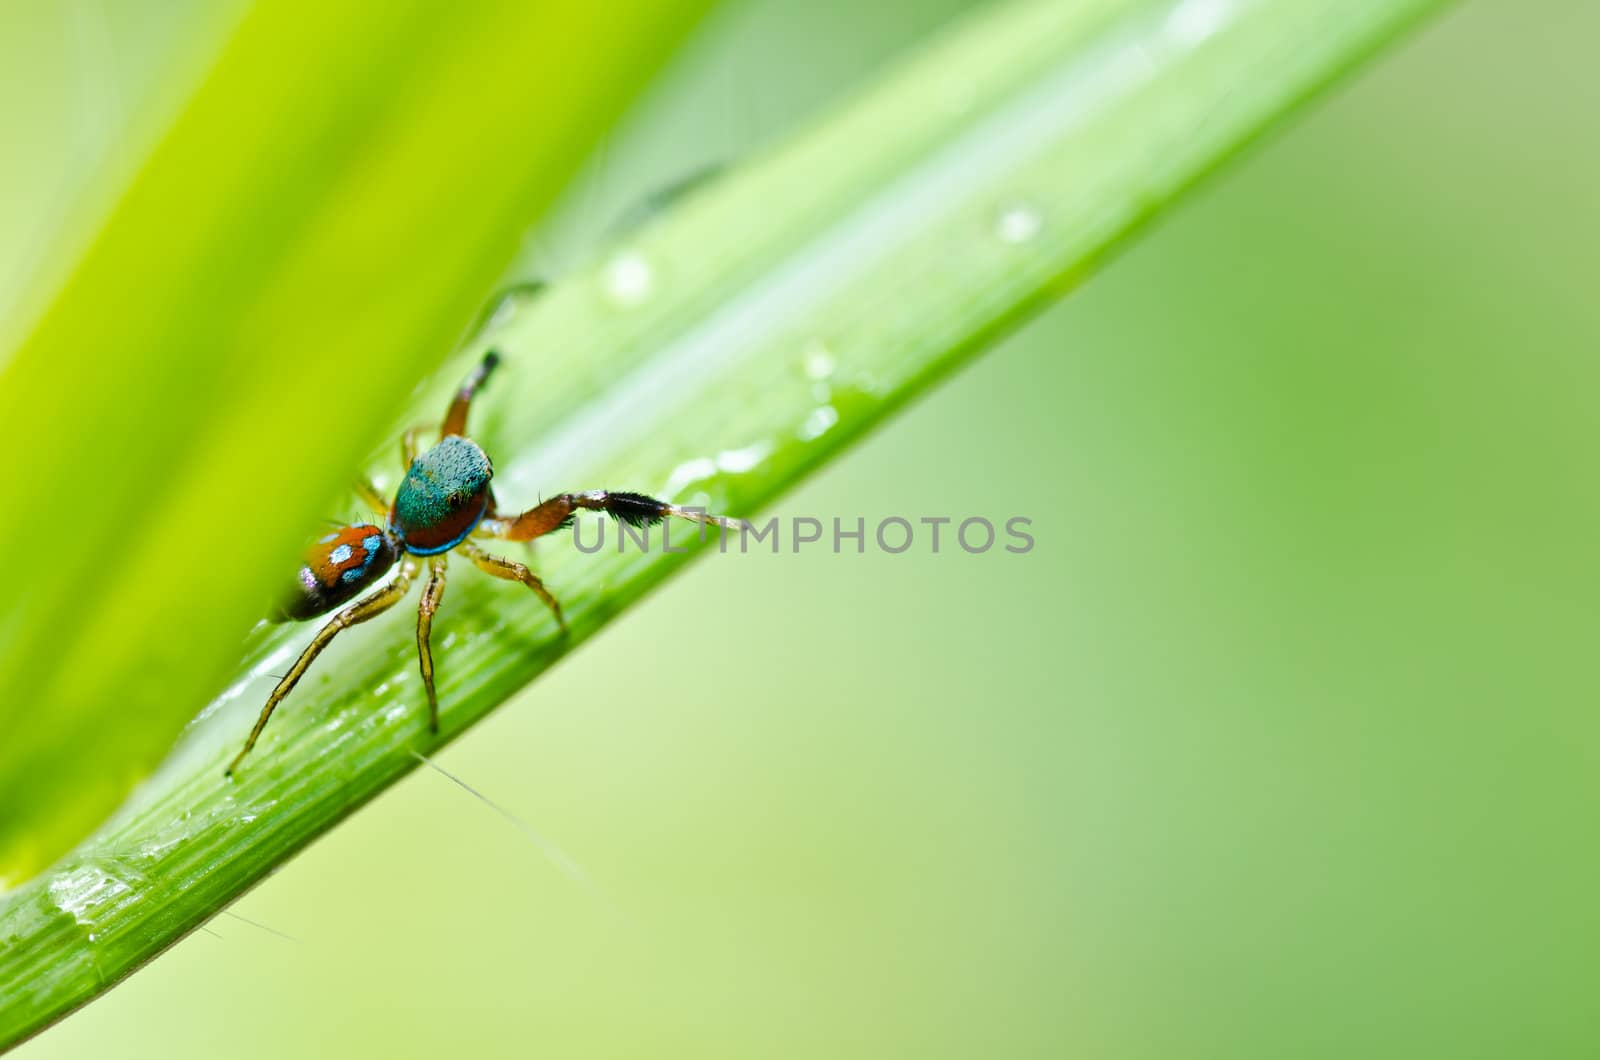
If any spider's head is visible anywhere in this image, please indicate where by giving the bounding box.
[389,434,493,556]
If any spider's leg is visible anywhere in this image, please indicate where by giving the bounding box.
[396,351,503,469]
[478,491,743,544]
[460,540,566,633]
[355,477,389,520]
[401,426,425,470]
[416,555,448,734]
[439,350,500,439]
[228,561,418,776]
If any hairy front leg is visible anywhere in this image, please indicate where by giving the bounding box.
[480,490,742,544]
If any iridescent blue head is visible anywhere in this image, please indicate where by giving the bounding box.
[390,435,493,555]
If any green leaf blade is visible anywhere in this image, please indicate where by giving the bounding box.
[0,0,1451,1047]
[0,0,709,886]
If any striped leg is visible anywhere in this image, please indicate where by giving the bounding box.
[479,491,742,544]
[355,478,389,520]
[228,561,418,775]
[440,350,501,439]
[416,555,448,733]
[460,540,566,633]
[397,350,502,469]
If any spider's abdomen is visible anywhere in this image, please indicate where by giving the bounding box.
[275,524,399,622]
[391,435,492,555]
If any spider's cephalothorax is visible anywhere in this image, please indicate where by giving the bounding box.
[390,434,494,555]
[231,349,741,775]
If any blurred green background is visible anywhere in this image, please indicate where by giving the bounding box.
[13,0,1598,1057]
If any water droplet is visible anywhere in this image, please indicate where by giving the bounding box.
[484,300,516,331]
[664,441,775,495]
[801,340,837,381]
[48,864,132,923]
[799,405,839,441]
[135,835,183,862]
[478,280,547,334]
[663,457,717,496]
[1165,0,1236,46]
[994,203,1043,244]
[602,250,655,306]
[716,441,774,474]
